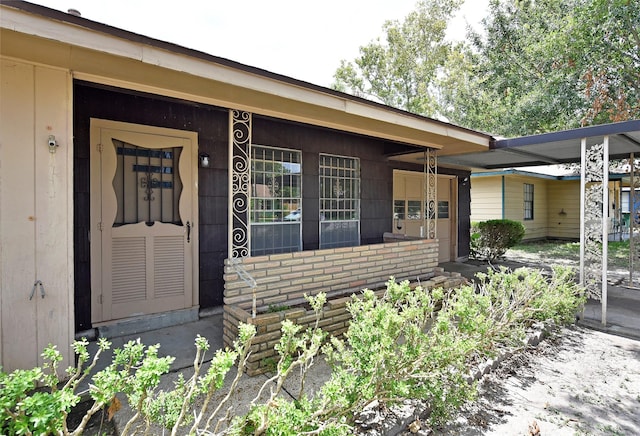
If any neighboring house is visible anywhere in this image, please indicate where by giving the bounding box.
[470,168,626,240]
[0,2,491,372]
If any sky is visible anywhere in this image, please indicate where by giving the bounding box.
[31,0,489,88]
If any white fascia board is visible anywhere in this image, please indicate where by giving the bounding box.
[1,8,142,61]
[2,6,489,145]
[1,8,338,104]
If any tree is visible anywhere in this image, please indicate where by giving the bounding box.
[335,0,639,138]
[573,0,640,125]
[442,0,640,137]
[332,0,463,118]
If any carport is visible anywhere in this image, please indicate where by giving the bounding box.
[439,120,640,326]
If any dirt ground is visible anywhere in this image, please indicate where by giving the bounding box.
[71,324,640,436]
[434,325,640,436]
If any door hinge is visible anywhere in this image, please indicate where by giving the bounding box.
[97,222,104,231]
[99,294,103,304]
[97,143,103,153]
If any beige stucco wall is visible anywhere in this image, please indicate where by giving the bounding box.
[0,57,74,372]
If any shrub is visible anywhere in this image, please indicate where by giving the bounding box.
[1,269,585,435]
[472,219,525,261]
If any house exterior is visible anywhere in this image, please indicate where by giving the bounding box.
[470,168,625,240]
[0,2,491,372]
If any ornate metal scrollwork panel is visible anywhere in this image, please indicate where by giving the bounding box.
[424,149,437,239]
[582,143,606,300]
[230,110,251,259]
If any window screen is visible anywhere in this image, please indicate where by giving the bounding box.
[319,154,360,249]
[250,145,302,256]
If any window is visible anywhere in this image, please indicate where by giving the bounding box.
[319,154,360,249]
[622,190,630,214]
[250,146,302,256]
[407,201,422,220]
[393,200,405,231]
[524,183,534,220]
[112,139,182,226]
[438,200,449,219]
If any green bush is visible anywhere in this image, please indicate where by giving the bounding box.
[471,219,525,261]
[1,268,585,435]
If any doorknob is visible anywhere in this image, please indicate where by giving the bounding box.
[186,221,191,243]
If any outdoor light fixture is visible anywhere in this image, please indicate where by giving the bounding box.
[48,135,58,153]
[199,152,210,168]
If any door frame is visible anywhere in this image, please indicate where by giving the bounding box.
[438,174,458,262]
[89,118,199,324]
[392,169,458,261]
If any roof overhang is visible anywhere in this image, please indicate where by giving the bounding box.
[0,2,491,154]
[439,120,640,169]
[471,168,627,181]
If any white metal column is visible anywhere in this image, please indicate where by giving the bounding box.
[579,136,609,326]
[602,136,609,325]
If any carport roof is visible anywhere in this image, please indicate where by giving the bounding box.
[438,120,640,169]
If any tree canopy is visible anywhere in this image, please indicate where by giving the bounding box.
[333,0,463,116]
[333,0,640,138]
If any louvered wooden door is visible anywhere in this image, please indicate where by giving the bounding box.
[90,120,198,323]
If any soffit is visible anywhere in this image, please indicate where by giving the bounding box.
[438,121,640,170]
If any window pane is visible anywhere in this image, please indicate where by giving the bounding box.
[393,200,404,220]
[250,145,302,255]
[408,201,422,220]
[524,183,534,220]
[251,223,301,256]
[320,221,359,249]
[438,201,449,219]
[319,154,360,248]
[112,139,182,226]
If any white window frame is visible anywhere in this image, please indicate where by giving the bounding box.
[250,145,302,256]
[319,153,360,249]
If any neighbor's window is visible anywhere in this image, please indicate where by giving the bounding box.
[319,154,360,249]
[250,145,302,256]
[524,183,534,220]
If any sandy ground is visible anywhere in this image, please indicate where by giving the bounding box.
[76,324,640,436]
[71,248,640,435]
[434,325,640,436]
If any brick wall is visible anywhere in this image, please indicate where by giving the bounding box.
[223,265,465,376]
[223,238,441,311]
[222,239,465,376]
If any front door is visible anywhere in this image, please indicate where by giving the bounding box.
[436,176,455,263]
[392,170,457,262]
[90,120,198,324]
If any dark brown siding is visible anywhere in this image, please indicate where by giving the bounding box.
[252,116,397,248]
[72,82,469,333]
